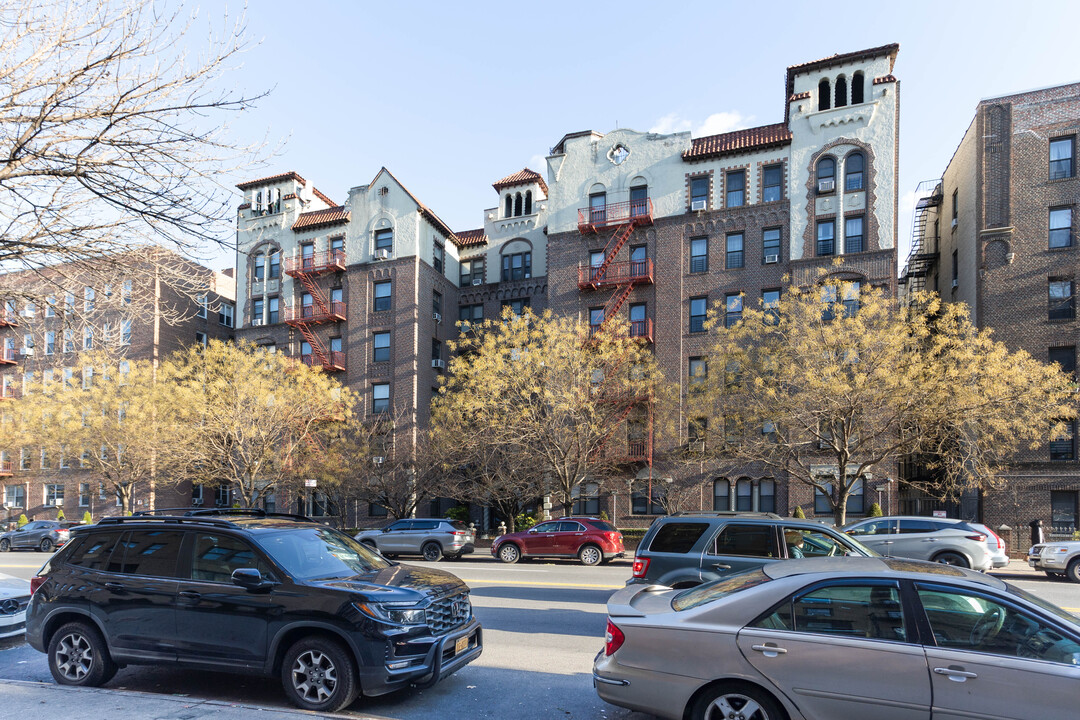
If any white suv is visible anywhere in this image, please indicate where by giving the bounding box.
[843,515,995,571]
[1028,540,1080,582]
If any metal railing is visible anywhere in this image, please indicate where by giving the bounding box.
[577,199,654,232]
[285,302,347,324]
[578,259,654,289]
[283,249,347,276]
[301,351,346,372]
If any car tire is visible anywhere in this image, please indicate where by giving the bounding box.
[498,543,521,564]
[281,635,358,713]
[421,542,443,562]
[39,537,54,553]
[578,544,602,566]
[932,551,969,568]
[0,539,9,552]
[47,621,117,688]
[690,681,787,720]
[1066,558,1080,584]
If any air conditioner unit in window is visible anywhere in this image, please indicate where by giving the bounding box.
[472,277,483,286]
[192,498,203,506]
[373,456,385,465]
[432,359,446,370]
[764,254,779,264]
[951,218,958,229]
[22,348,33,356]
[375,248,391,260]
[433,312,442,324]
[817,179,835,193]
[691,199,707,212]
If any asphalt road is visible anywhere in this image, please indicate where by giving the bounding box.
[1,551,1079,720]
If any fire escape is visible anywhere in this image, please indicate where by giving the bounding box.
[900,179,943,299]
[283,249,347,371]
[577,198,655,465]
[0,309,17,366]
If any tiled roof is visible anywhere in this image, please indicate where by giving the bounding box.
[282,193,298,200]
[312,187,337,207]
[873,74,897,85]
[292,206,350,232]
[785,43,899,121]
[236,171,306,190]
[493,168,548,194]
[454,229,488,247]
[790,91,811,101]
[237,202,251,210]
[683,123,793,161]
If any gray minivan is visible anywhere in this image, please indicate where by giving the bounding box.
[628,512,874,588]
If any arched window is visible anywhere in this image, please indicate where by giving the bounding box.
[514,192,523,217]
[816,157,836,193]
[524,190,532,215]
[818,78,831,111]
[851,72,864,104]
[505,194,513,218]
[845,152,865,192]
[835,75,848,108]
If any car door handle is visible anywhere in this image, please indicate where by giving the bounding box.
[712,563,732,570]
[751,644,788,657]
[933,667,977,681]
[179,590,201,601]
[104,582,125,592]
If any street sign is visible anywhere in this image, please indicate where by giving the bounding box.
[304,479,317,488]
[932,510,946,518]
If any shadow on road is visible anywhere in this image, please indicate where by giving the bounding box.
[472,605,607,637]
[469,585,616,605]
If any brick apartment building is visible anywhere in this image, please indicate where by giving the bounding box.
[901,82,1080,541]
[233,44,901,528]
[0,254,235,523]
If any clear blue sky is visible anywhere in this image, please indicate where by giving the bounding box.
[210,0,1080,269]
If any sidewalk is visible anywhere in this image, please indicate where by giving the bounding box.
[0,679,362,719]
[989,558,1040,579]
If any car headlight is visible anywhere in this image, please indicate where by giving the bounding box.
[354,602,427,625]
[1050,546,1070,554]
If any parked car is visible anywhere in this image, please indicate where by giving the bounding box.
[491,516,624,566]
[842,515,995,571]
[0,520,77,552]
[354,519,475,562]
[969,522,1010,568]
[1029,538,1080,582]
[0,571,31,640]
[594,556,1080,720]
[26,510,482,712]
[628,512,874,588]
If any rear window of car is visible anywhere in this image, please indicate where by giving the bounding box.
[647,522,710,554]
[672,568,771,612]
[448,521,470,531]
[587,521,617,532]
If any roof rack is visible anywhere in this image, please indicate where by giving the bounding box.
[668,511,784,519]
[97,515,238,528]
[185,508,317,523]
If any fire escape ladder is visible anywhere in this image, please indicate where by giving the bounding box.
[594,403,637,459]
[593,222,636,283]
[297,272,331,315]
[297,322,331,367]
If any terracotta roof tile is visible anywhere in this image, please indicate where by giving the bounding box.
[790,91,811,101]
[454,229,488,247]
[282,193,298,200]
[237,202,251,210]
[683,123,793,161]
[873,74,897,85]
[236,171,306,190]
[785,43,899,121]
[292,206,350,232]
[311,187,337,207]
[493,168,548,194]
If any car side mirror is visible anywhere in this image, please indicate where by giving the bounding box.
[527,528,537,534]
[382,527,392,533]
[232,567,272,591]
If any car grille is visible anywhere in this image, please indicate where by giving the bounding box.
[427,592,471,634]
[0,596,28,616]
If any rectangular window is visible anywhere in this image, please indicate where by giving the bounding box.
[372,383,390,414]
[689,296,707,333]
[45,483,64,506]
[1049,278,1075,320]
[631,490,665,516]
[45,331,55,355]
[373,332,390,362]
[815,480,864,515]
[329,337,342,356]
[725,170,745,207]
[690,236,708,273]
[432,339,442,363]
[503,298,529,316]
[267,297,279,324]
[195,332,208,347]
[252,298,264,326]
[1051,419,1076,461]
[501,252,532,282]
[458,304,483,332]
[268,252,280,280]
[79,483,90,507]
[952,189,958,221]
[84,286,94,312]
[122,280,133,303]
[842,282,861,318]
[4,484,25,508]
[433,241,444,274]
[45,296,56,318]
[688,417,707,445]
[816,220,835,256]
[64,292,74,312]
[589,307,604,336]
[63,329,74,353]
[690,176,710,210]
[762,164,782,203]
[1050,136,1075,180]
[196,293,208,319]
[330,236,344,254]
[23,333,33,354]
[1051,490,1078,534]
[219,303,234,327]
[1050,207,1073,249]
[844,216,864,254]
[433,290,442,315]
[374,281,391,312]
[375,228,393,253]
[725,293,743,327]
[630,185,649,217]
[763,227,781,263]
[1049,346,1076,377]
[83,326,93,350]
[725,233,744,269]
[763,289,781,325]
[713,481,731,512]
[689,357,707,392]
[460,258,485,286]
[255,254,267,282]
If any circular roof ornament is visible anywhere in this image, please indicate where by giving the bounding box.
[608,143,630,166]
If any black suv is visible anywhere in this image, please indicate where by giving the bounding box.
[629,511,876,588]
[25,510,482,712]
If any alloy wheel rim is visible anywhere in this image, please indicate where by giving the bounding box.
[581,547,600,564]
[500,545,518,561]
[55,632,94,681]
[424,545,439,560]
[291,649,338,703]
[705,693,766,720]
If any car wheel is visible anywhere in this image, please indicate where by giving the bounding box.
[932,551,969,568]
[690,682,786,720]
[578,544,602,566]
[281,636,358,713]
[39,537,54,553]
[498,543,521,564]
[1066,558,1080,584]
[0,539,9,552]
[48,621,117,687]
[421,542,443,562]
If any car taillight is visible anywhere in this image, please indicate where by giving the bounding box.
[451,531,466,536]
[30,576,46,595]
[608,532,620,541]
[966,534,987,543]
[631,557,649,579]
[605,619,625,656]
[986,529,1005,550]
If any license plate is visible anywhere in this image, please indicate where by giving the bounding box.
[454,636,468,655]
[1028,559,1038,566]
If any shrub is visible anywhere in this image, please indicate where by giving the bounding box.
[599,510,609,521]
[792,506,806,519]
[514,513,537,531]
[17,514,28,528]
[56,508,65,521]
[445,505,470,523]
[82,511,93,524]
[867,502,884,518]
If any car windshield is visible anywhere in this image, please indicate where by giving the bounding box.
[1006,582,1080,629]
[672,568,771,612]
[253,527,392,580]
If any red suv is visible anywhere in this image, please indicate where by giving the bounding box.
[491,517,624,566]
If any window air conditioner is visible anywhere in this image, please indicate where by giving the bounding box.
[951,279,959,289]
[472,276,483,286]
[375,248,391,260]
[764,254,779,264]
[192,498,203,506]
[951,218,958,229]
[22,348,34,356]
[817,179,835,193]
[433,312,442,324]
[432,359,446,370]
[373,456,385,465]
[691,199,707,212]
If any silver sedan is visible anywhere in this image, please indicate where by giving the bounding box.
[593,556,1080,720]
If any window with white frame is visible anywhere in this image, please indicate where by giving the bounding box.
[814,478,864,515]
[79,483,90,507]
[5,484,25,508]
[45,483,64,506]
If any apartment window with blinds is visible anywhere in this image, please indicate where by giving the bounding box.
[1050,207,1073,249]
[844,216,864,254]
[725,170,745,207]
[725,233,744,269]
[763,227,781,263]
[690,297,707,333]
[1050,136,1075,180]
[817,220,835,256]
[690,236,708,273]
[1049,278,1075,320]
[762,164,782,202]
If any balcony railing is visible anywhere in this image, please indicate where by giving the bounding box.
[301,351,346,372]
[578,259,654,289]
[283,249,347,277]
[0,459,12,475]
[0,348,18,365]
[577,199,654,233]
[629,318,654,343]
[285,302,347,325]
[0,312,17,327]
